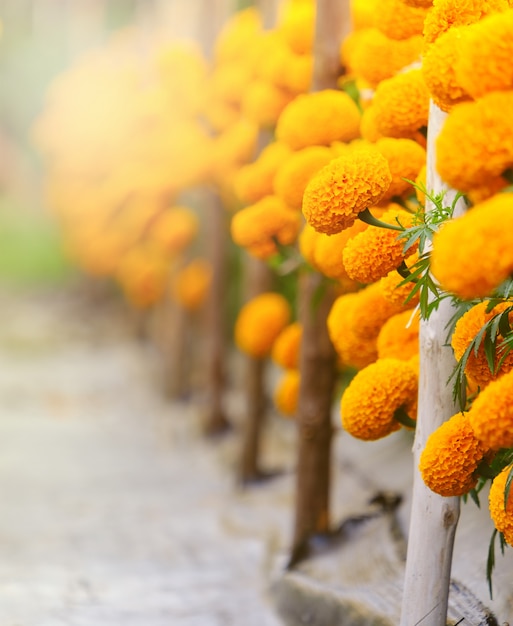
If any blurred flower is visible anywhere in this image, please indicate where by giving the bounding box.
[379,253,420,306]
[489,466,513,545]
[147,206,198,256]
[469,368,513,450]
[375,137,426,200]
[271,322,303,369]
[374,0,428,39]
[277,0,315,54]
[313,222,367,281]
[116,243,169,309]
[171,258,212,311]
[274,369,300,417]
[377,308,419,360]
[235,292,291,358]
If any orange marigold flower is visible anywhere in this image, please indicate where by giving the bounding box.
[360,105,385,142]
[431,193,513,299]
[377,308,419,360]
[271,322,302,369]
[489,466,513,545]
[454,10,513,99]
[298,223,321,269]
[419,412,488,497]
[275,89,361,150]
[451,301,513,388]
[372,69,430,138]
[436,91,513,192]
[274,369,300,417]
[116,244,169,309]
[277,0,315,55]
[379,253,420,307]
[235,292,291,358]
[234,141,292,205]
[351,0,380,29]
[302,147,392,234]
[468,368,513,449]
[214,8,262,64]
[400,0,433,7]
[466,175,509,206]
[342,206,416,283]
[312,221,367,281]
[273,146,334,210]
[242,80,295,128]
[341,358,418,440]
[421,27,471,112]
[231,195,302,260]
[344,28,423,88]
[171,258,212,311]
[423,0,511,45]
[374,0,429,39]
[147,206,198,255]
[375,137,426,200]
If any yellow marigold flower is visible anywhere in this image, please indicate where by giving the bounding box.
[374,0,428,39]
[400,0,433,7]
[344,28,423,88]
[147,206,198,256]
[277,0,315,55]
[431,193,513,299]
[242,80,295,129]
[235,292,291,358]
[116,244,169,309]
[214,8,262,64]
[489,466,513,545]
[271,322,302,369]
[455,10,513,99]
[421,27,471,112]
[274,369,300,417]
[451,301,513,388]
[360,105,385,142]
[379,253,420,307]
[341,358,418,440]
[302,147,392,234]
[231,195,301,260]
[275,89,361,150]
[298,223,321,269]
[466,175,509,206]
[313,222,367,281]
[211,118,259,177]
[468,368,513,449]
[342,206,416,283]
[372,69,430,138]
[171,258,212,311]
[377,308,419,360]
[351,0,380,29]
[273,146,334,211]
[234,141,293,205]
[419,412,488,497]
[436,92,513,192]
[423,0,511,45]
[375,137,426,200]
[208,63,253,107]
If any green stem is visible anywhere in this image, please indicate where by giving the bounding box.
[358,208,403,232]
[394,406,416,429]
[396,260,412,280]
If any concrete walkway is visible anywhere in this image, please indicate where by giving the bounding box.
[0,288,286,626]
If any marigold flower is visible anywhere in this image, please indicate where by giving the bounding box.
[374,0,428,39]
[147,206,198,255]
[274,369,300,417]
[351,0,379,30]
[400,0,433,7]
[342,206,416,283]
[466,175,509,206]
[379,253,420,307]
[341,358,418,440]
[375,137,426,200]
[235,292,291,358]
[298,223,321,269]
[214,8,262,64]
[423,0,511,45]
[489,466,513,545]
[234,141,293,205]
[277,0,315,55]
[377,308,419,360]
[360,105,385,142]
[313,222,367,281]
[372,69,430,138]
[431,193,513,299]
[302,147,392,234]
[171,258,212,311]
[116,243,169,309]
[468,368,513,449]
[273,146,334,210]
[242,80,295,128]
[421,27,471,112]
[271,322,302,369]
[344,29,423,88]
[231,195,301,260]
[436,91,513,192]
[275,89,361,150]
[451,301,513,388]
[454,10,513,99]
[419,412,488,497]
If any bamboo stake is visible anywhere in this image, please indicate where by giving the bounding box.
[289,0,350,565]
[400,101,467,626]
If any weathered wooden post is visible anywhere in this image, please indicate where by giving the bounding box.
[400,101,467,625]
[290,0,351,565]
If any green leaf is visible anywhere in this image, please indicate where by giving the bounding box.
[487,528,498,599]
[504,465,513,511]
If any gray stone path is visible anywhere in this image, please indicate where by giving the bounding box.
[0,289,285,626]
